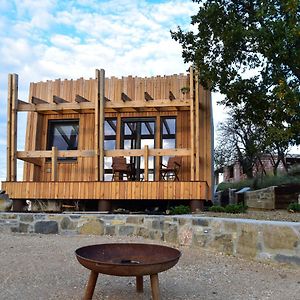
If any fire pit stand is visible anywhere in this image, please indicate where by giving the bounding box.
[75,243,181,300]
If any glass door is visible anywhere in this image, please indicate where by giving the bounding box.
[121,118,155,181]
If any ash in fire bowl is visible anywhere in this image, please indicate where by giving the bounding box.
[75,243,181,300]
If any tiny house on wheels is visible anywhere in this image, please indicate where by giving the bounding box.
[2,67,213,212]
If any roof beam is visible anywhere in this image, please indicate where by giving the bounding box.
[75,94,90,103]
[169,91,176,101]
[53,95,68,104]
[32,96,48,104]
[144,92,154,101]
[121,92,132,102]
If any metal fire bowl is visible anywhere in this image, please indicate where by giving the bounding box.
[75,243,181,277]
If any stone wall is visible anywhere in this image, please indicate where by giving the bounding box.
[244,187,276,210]
[1,213,300,266]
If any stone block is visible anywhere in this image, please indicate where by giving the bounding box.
[105,225,116,236]
[136,227,150,239]
[236,223,258,258]
[208,234,234,254]
[223,221,237,233]
[19,222,29,233]
[111,219,126,226]
[178,225,193,246]
[178,217,191,226]
[126,216,144,224]
[274,254,300,266]
[164,224,178,244]
[118,225,135,236]
[20,214,34,223]
[263,225,299,250]
[192,232,210,247]
[149,230,163,241]
[34,221,58,234]
[192,218,209,227]
[0,214,17,219]
[79,220,104,235]
[152,220,163,230]
[60,217,76,230]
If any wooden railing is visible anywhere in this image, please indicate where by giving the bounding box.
[16,147,191,182]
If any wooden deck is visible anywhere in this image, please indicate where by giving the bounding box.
[2,181,208,201]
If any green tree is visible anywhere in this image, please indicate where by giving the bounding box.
[171,0,300,147]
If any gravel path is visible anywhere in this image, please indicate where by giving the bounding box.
[1,233,300,300]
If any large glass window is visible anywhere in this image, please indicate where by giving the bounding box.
[47,119,79,161]
[104,118,117,181]
[161,117,176,165]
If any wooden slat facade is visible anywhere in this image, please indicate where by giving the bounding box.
[3,70,213,208]
[2,181,208,201]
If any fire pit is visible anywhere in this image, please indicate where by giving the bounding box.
[75,243,181,300]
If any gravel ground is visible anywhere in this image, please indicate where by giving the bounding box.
[1,233,300,300]
[196,210,300,222]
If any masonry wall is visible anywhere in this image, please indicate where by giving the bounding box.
[1,213,300,266]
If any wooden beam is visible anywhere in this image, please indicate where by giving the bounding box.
[144,145,149,181]
[95,70,100,182]
[17,150,96,158]
[169,91,176,101]
[144,92,153,101]
[51,146,58,181]
[105,148,190,157]
[195,71,200,181]
[53,95,68,104]
[6,74,12,181]
[99,69,105,181]
[121,92,132,102]
[32,96,48,104]
[189,66,195,181]
[11,74,18,181]
[75,94,90,103]
[17,157,42,166]
[155,116,161,180]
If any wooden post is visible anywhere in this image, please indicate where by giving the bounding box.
[195,71,200,181]
[6,74,12,181]
[95,70,100,181]
[51,146,58,181]
[189,66,195,181]
[144,145,149,181]
[155,116,161,181]
[99,69,105,181]
[11,74,18,181]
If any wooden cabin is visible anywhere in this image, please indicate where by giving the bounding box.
[2,67,213,212]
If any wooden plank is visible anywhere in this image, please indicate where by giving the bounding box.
[99,69,105,181]
[95,70,100,181]
[144,145,149,181]
[6,74,12,181]
[195,71,200,180]
[32,96,48,104]
[11,74,18,181]
[189,66,195,181]
[105,148,190,157]
[75,94,90,103]
[17,157,42,166]
[17,150,96,158]
[53,95,68,104]
[51,146,58,181]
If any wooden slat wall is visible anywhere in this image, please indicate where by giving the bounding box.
[2,181,208,200]
[21,73,212,199]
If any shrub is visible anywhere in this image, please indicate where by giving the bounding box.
[224,204,248,214]
[169,205,191,215]
[287,202,300,212]
[287,165,300,177]
[208,205,225,212]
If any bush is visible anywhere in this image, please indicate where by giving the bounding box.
[224,204,248,214]
[287,202,300,212]
[288,164,300,177]
[209,205,225,212]
[169,205,191,215]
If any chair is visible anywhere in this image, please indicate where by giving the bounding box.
[112,157,135,181]
[160,157,181,181]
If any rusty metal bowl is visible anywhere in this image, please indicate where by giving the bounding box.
[75,243,181,277]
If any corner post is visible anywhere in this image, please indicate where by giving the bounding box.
[6,74,13,181]
[11,74,18,181]
[99,69,105,181]
[189,66,195,181]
